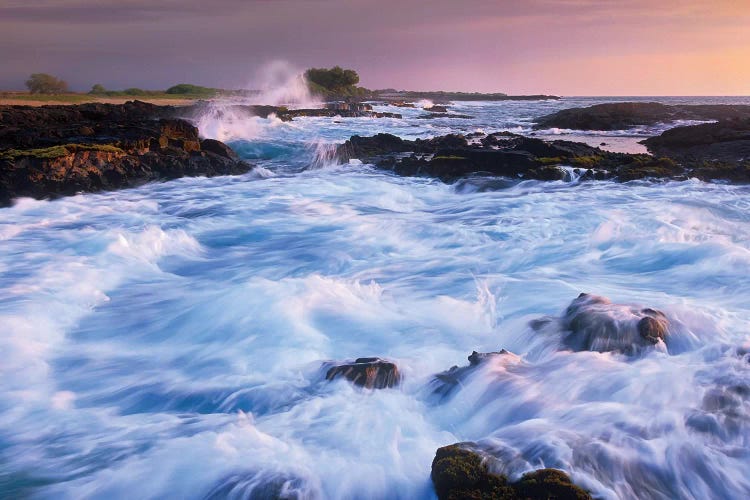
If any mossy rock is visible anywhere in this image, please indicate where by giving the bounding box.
[515,469,591,500]
[431,444,592,500]
[0,143,124,161]
[431,445,514,500]
[570,155,604,169]
[432,156,469,161]
[690,159,750,182]
[537,156,566,165]
[617,156,682,181]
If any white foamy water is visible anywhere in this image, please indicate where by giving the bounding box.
[1,97,750,499]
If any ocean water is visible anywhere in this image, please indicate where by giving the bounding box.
[1,97,750,499]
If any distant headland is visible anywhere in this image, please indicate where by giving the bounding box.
[0,67,559,106]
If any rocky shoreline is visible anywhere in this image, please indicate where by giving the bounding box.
[336,127,750,183]
[0,101,251,205]
[643,118,750,163]
[320,292,685,498]
[3,100,750,205]
[0,98,420,205]
[331,101,750,184]
[3,99,747,497]
[533,102,750,130]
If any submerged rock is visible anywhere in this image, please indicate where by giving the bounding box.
[325,357,401,389]
[203,471,314,500]
[431,443,591,500]
[431,350,516,398]
[561,293,670,354]
[685,376,750,442]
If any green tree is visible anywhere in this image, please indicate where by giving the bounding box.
[304,66,360,91]
[89,84,107,95]
[25,73,69,94]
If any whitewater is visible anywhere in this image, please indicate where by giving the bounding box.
[1,97,750,499]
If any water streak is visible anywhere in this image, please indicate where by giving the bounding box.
[2,97,750,499]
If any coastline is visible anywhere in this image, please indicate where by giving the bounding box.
[2,99,750,205]
[2,95,750,499]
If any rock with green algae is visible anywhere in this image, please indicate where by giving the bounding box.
[0,102,252,205]
[334,132,693,183]
[514,469,592,500]
[431,444,592,500]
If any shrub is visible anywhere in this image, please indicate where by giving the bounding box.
[89,84,107,95]
[165,83,217,96]
[122,88,147,96]
[25,73,69,94]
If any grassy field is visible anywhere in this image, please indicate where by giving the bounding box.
[0,92,204,106]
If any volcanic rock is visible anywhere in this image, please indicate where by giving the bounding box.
[335,132,682,182]
[534,102,750,131]
[641,119,750,181]
[425,105,449,113]
[0,101,251,205]
[431,443,591,500]
[325,357,401,389]
[561,293,670,354]
[430,350,516,399]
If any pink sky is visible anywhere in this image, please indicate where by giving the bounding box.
[1,0,748,95]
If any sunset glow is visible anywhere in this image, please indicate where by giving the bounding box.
[2,0,749,94]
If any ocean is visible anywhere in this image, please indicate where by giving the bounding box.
[1,96,750,499]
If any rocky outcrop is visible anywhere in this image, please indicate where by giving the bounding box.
[335,132,684,182]
[643,118,750,158]
[0,101,251,204]
[324,357,401,389]
[390,101,417,108]
[560,293,670,354]
[425,105,449,113]
[534,102,750,131]
[641,119,750,181]
[431,444,591,500]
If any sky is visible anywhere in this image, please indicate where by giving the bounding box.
[1,0,749,96]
